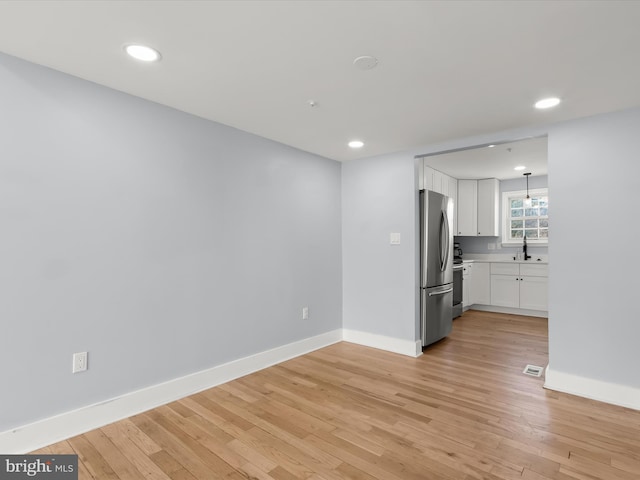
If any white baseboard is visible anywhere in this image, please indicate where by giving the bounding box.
[468,304,548,318]
[544,366,640,411]
[0,329,343,454]
[342,329,422,358]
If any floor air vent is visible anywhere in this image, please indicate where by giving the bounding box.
[523,364,544,377]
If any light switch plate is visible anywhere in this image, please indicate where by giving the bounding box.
[390,232,401,245]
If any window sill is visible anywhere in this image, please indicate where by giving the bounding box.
[501,242,548,247]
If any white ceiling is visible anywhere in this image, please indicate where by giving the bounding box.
[423,136,548,181]
[0,1,639,162]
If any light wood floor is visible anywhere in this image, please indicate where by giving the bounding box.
[33,310,640,479]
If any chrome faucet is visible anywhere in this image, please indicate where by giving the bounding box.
[523,236,532,261]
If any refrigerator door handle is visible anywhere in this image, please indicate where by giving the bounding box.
[419,190,426,287]
[429,288,453,297]
[439,210,450,272]
[443,209,450,272]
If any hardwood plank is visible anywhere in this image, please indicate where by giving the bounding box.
[50,441,97,480]
[100,424,171,480]
[267,465,305,480]
[67,435,120,480]
[102,419,163,456]
[140,409,236,478]
[83,429,147,480]
[149,450,183,476]
[303,432,406,480]
[131,413,226,479]
[226,438,278,473]
[32,311,640,480]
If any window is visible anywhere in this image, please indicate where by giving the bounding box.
[502,188,548,245]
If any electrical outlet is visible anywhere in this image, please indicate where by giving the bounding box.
[302,307,309,320]
[73,352,88,373]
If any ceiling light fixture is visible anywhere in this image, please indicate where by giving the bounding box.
[523,172,532,207]
[534,97,560,109]
[348,140,364,149]
[488,144,496,148]
[514,165,526,171]
[124,44,162,62]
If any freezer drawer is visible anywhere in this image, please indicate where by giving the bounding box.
[421,283,453,347]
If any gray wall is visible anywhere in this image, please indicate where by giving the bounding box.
[457,174,549,257]
[548,108,640,387]
[341,154,419,341]
[0,52,342,431]
[343,107,640,395]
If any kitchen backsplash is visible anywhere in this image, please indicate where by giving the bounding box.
[455,235,548,257]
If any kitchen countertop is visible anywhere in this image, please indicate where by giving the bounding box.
[461,254,548,265]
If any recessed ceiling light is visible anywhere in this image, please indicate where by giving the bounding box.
[535,97,561,109]
[514,165,526,171]
[488,145,496,148]
[348,140,364,149]
[124,44,162,62]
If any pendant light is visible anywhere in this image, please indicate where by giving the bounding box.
[523,172,532,207]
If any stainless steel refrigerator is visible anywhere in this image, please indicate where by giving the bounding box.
[420,189,454,347]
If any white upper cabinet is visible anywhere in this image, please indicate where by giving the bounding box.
[422,162,458,232]
[477,178,500,237]
[456,180,477,236]
[448,177,458,235]
[423,163,455,197]
[433,169,445,196]
[456,178,499,237]
[422,167,498,238]
[423,164,433,191]
[424,165,447,195]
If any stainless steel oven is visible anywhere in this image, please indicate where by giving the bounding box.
[452,263,463,319]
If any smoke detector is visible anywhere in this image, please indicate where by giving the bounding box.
[353,56,378,70]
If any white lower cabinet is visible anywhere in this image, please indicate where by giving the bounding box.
[490,263,548,311]
[470,262,491,305]
[519,276,548,310]
[462,263,471,307]
[490,273,521,308]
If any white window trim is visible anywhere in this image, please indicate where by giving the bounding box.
[501,188,548,246]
